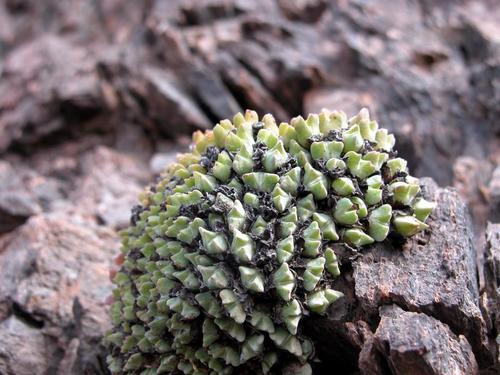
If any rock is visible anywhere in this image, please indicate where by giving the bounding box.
[0,160,62,233]
[353,178,492,367]
[0,35,104,152]
[359,305,479,375]
[140,66,213,134]
[468,61,500,135]
[0,0,499,374]
[0,316,49,375]
[482,223,500,366]
[488,165,500,222]
[70,146,151,229]
[149,151,180,175]
[304,178,497,373]
[277,0,326,23]
[0,214,117,374]
[452,156,493,234]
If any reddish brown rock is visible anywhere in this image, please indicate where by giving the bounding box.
[0,160,62,233]
[0,316,49,375]
[70,146,151,229]
[0,35,104,152]
[353,179,492,368]
[452,156,494,234]
[489,166,500,222]
[304,178,496,373]
[482,223,500,367]
[359,305,479,375]
[0,214,117,374]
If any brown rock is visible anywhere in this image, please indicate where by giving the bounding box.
[0,160,62,233]
[489,166,500,222]
[452,156,493,234]
[0,35,103,152]
[304,178,496,373]
[482,223,500,367]
[70,146,151,229]
[0,0,499,373]
[0,214,117,374]
[0,316,49,375]
[360,305,479,375]
[352,178,492,367]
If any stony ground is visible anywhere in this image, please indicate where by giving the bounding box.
[0,0,499,374]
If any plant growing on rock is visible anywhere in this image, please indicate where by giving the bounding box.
[104,108,435,374]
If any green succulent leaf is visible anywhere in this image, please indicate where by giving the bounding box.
[281,299,302,335]
[393,215,428,236]
[307,289,344,314]
[303,257,326,291]
[413,198,436,222]
[239,266,265,293]
[334,198,358,225]
[303,163,329,200]
[240,334,265,363]
[324,248,341,277]
[219,289,246,323]
[273,263,295,301]
[302,221,322,257]
[199,227,228,255]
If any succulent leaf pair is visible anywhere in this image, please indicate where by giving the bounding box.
[105,108,434,374]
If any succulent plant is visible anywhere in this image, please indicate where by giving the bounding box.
[104,108,435,374]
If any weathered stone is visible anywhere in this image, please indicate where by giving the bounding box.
[70,146,151,229]
[489,166,500,222]
[0,316,49,375]
[0,35,103,152]
[482,223,500,367]
[149,151,179,175]
[304,179,496,373]
[0,214,117,374]
[0,160,62,233]
[140,66,213,134]
[0,0,499,373]
[359,305,479,375]
[353,178,492,368]
[452,156,493,234]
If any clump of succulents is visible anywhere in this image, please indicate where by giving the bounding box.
[105,108,435,374]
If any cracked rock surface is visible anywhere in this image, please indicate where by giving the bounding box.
[0,215,118,374]
[353,179,491,367]
[304,179,497,374]
[360,305,479,375]
[0,0,499,374]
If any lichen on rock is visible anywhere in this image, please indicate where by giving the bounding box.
[104,108,434,374]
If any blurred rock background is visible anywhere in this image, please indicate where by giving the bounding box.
[0,0,498,374]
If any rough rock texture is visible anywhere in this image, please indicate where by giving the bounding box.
[0,0,499,374]
[489,168,500,223]
[482,223,500,366]
[69,146,151,229]
[304,179,497,374]
[0,316,49,375]
[0,215,118,374]
[360,305,479,375]
[354,179,490,366]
